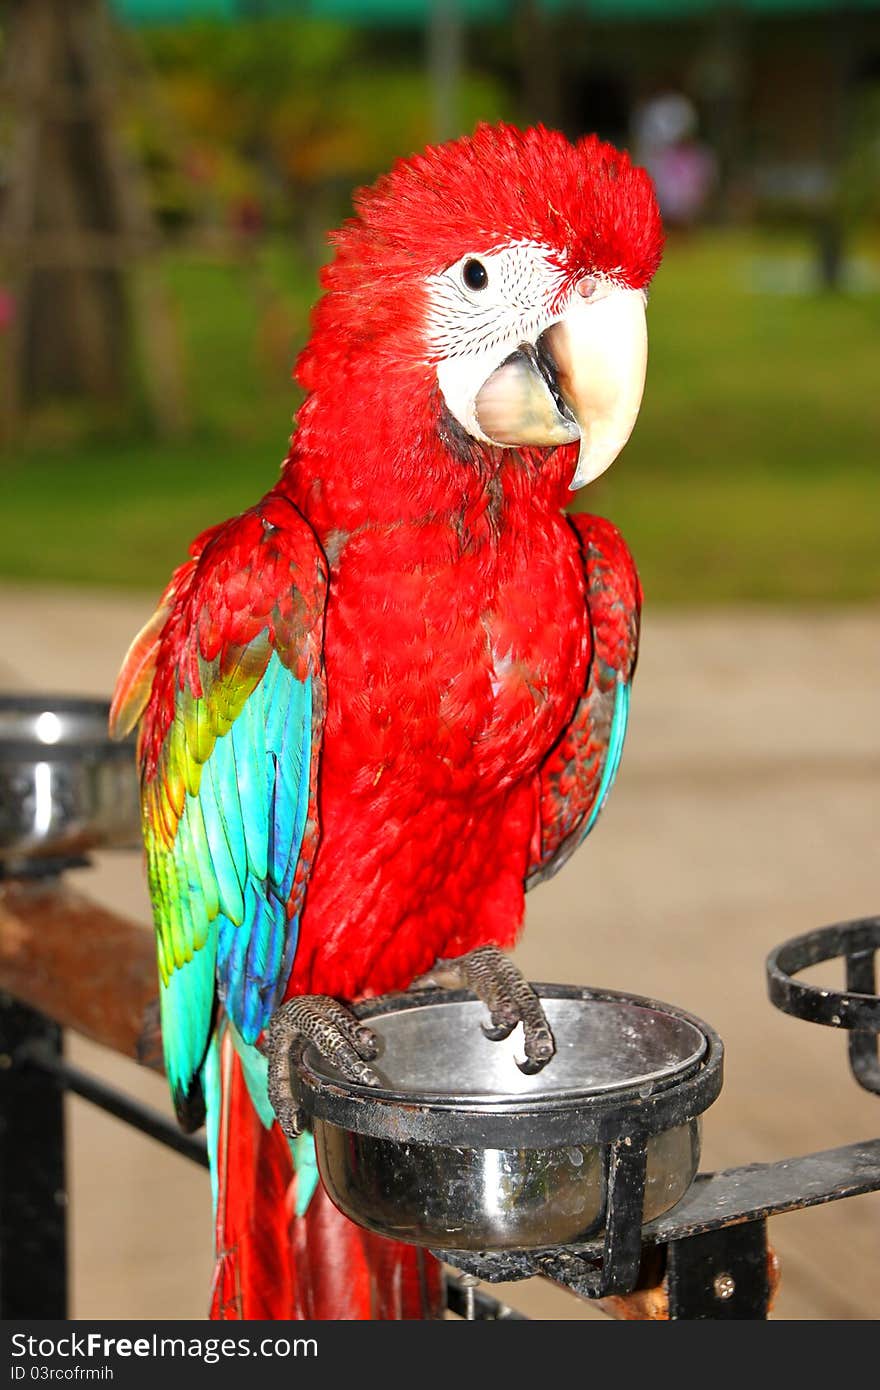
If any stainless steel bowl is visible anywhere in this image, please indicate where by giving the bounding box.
[0,696,141,864]
[296,987,721,1252]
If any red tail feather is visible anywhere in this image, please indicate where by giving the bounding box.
[210,1037,445,1320]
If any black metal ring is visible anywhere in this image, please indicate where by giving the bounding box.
[295,983,724,1149]
[766,917,880,1032]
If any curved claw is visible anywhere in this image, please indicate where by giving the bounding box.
[516,1020,555,1075]
[481,1019,516,1043]
[266,994,381,1138]
[436,944,556,1074]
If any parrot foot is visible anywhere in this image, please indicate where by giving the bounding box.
[266,995,381,1138]
[419,944,555,1075]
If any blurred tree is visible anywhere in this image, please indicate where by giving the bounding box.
[0,0,186,442]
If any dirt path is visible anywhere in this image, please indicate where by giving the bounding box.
[2,586,878,1319]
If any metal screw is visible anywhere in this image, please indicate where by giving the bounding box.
[714,1272,736,1301]
[457,1273,479,1320]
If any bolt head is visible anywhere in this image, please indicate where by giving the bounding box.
[714,1272,736,1301]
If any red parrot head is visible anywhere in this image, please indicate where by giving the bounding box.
[296,123,663,494]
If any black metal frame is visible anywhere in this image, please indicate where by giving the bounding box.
[0,916,878,1321]
[434,916,880,1315]
[439,1137,880,1314]
[767,916,880,1095]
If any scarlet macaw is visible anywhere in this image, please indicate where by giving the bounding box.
[110,123,662,1319]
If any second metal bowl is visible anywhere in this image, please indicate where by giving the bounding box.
[0,696,140,865]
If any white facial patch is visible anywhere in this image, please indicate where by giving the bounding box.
[426,242,572,444]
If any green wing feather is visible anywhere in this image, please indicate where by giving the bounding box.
[112,495,327,1126]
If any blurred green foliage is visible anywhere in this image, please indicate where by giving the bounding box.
[836,82,880,231]
[122,19,510,233]
[3,229,878,603]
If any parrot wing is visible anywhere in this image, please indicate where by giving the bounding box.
[528,513,641,888]
[110,492,328,1126]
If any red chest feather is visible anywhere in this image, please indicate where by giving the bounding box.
[322,509,588,798]
[286,502,590,999]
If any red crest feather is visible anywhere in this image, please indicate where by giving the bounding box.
[297,123,663,388]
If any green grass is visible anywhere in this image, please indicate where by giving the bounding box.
[589,230,880,602]
[4,230,879,601]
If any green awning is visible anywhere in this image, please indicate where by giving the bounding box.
[113,0,880,23]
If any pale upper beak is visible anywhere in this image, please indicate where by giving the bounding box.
[472,283,648,490]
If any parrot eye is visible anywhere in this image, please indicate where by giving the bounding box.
[462,258,489,292]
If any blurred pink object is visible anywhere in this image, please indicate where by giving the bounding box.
[0,288,15,333]
[634,91,717,227]
[231,195,264,240]
[650,143,717,226]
